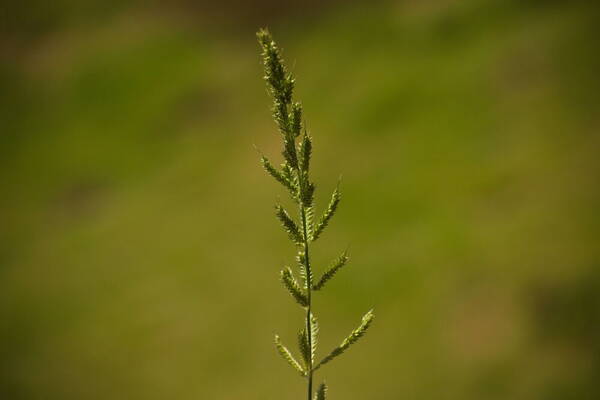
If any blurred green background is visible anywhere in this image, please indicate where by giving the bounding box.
[1,0,599,399]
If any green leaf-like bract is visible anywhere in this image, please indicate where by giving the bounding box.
[281,267,308,307]
[314,309,374,370]
[312,186,341,241]
[275,334,306,377]
[275,205,302,244]
[313,251,349,291]
[314,383,327,400]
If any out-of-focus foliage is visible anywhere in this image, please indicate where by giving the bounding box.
[1,1,599,399]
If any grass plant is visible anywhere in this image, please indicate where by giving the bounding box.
[256,29,374,400]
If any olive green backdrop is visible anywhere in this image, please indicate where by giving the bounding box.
[1,1,599,399]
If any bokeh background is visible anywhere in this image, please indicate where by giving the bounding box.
[1,0,599,399]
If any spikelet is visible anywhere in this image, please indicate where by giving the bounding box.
[257,29,298,168]
[257,29,293,106]
[298,132,312,173]
[296,250,312,289]
[298,327,311,369]
[304,205,314,241]
[281,162,295,184]
[314,309,374,370]
[275,205,302,244]
[290,102,303,138]
[282,135,299,169]
[312,186,341,241]
[313,251,349,291]
[300,177,315,208]
[314,383,327,400]
[298,132,315,207]
[281,267,308,307]
[309,312,319,363]
[275,334,306,376]
[340,309,374,349]
[298,312,319,369]
[261,156,297,197]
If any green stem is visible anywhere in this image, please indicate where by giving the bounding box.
[297,169,313,400]
[300,204,313,400]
